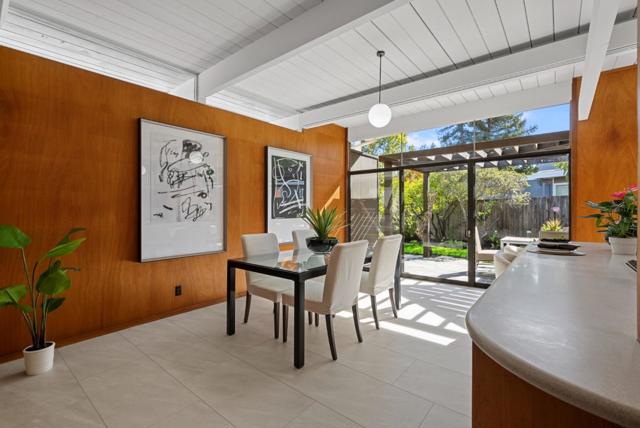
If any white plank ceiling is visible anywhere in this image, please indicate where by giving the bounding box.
[338,47,637,131]
[0,0,322,91]
[227,0,637,116]
[0,0,637,132]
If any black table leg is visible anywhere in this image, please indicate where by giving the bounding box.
[294,278,305,369]
[227,263,235,335]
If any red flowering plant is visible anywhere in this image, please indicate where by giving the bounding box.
[584,185,637,239]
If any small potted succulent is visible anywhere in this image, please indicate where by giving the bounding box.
[539,207,568,240]
[303,207,344,253]
[0,225,86,375]
[584,185,637,255]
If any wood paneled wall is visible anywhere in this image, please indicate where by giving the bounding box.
[0,46,347,359]
[472,345,621,427]
[571,66,638,242]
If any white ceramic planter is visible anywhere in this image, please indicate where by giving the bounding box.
[539,230,569,240]
[608,237,637,255]
[23,342,55,375]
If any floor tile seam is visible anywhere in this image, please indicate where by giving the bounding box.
[56,351,110,428]
[119,331,238,428]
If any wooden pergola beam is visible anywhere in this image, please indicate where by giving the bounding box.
[378,131,570,165]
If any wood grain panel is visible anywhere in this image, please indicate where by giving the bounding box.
[571,66,638,242]
[0,46,347,359]
[472,345,621,428]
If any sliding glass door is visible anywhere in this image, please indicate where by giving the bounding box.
[402,164,471,285]
[473,153,570,286]
[348,136,571,288]
[349,170,400,245]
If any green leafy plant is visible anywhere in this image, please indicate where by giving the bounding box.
[303,208,344,240]
[0,225,86,350]
[584,186,637,239]
[487,230,501,249]
[541,218,563,232]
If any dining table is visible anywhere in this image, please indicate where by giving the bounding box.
[227,247,400,368]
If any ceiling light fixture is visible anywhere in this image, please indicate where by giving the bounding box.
[368,50,392,128]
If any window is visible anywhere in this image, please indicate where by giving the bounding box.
[554,182,569,196]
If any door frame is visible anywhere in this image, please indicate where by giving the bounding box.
[347,149,571,288]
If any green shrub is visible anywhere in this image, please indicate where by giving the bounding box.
[403,241,468,258]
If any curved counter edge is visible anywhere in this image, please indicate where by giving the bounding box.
[466,243,639,428]
[467,314,634,427]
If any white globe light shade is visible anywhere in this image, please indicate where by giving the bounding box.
[368,103,392,128]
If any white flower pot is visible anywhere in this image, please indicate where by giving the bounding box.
[539,230,569,240]
[608,237,637,255]
[23,342,55,375]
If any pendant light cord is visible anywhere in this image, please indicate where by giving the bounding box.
[378,53,382,104]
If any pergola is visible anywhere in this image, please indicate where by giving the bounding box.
[377,131,570,172]
[351,131,570,257]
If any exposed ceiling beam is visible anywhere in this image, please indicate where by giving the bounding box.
[0,0,9,28]
[578,0,620,120]
[348,81,572,141]
[298,19,636,129]
[197,0,409,101]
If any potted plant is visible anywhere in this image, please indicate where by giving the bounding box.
[540,206,568,240]
[303,207,344,253]
[0,225,86,375]
[584,185,637,255]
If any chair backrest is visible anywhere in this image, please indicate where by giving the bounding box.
[474,227,483,253]
[241,233,279,284]
[502,244,521,260]
[322,240,369,313]
[292,229,316,250]
[494,251,511,278]
[368,234,402,290]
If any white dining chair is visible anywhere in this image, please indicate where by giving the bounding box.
[293,228,322,327]
[503,244,523,259]
[281,240,369,360]
[241,233,293,339]
[494,245,520,278]
[494,251,511,278]
[292,229,316,250]
[359,234,403,329]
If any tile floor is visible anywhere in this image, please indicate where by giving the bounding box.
[0,279,483,428]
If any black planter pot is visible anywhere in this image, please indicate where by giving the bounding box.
[306,237,339,253]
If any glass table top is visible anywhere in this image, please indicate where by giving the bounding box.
[230,248,373,274]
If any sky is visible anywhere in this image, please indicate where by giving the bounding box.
[406,103,570,150]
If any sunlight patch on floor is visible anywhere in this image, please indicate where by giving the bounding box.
[378,321,456,346]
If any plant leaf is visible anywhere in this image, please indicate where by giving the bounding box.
[56,228,86,246]
[0,225,31,249]
[36,266,71,295]
[44,238,86,260]
[45,297,65,313]
[0,284,31,312]
[0,284,27,305]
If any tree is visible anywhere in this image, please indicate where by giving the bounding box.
[437,113,538,146]
[361,133,413,156]
[404,168,531,243]
[554,161,569,175]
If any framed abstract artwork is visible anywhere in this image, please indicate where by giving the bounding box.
[266,147,312,244]
[139,119,226,261]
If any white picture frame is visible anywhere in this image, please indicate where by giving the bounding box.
[139,119,226,262]
[266,147,312,244]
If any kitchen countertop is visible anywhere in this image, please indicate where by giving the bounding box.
[466,242,640,427]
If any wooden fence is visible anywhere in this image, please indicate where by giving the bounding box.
[436,195,570,243]
[351,195,570,246]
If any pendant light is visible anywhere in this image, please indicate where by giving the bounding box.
[368,50,392,128]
